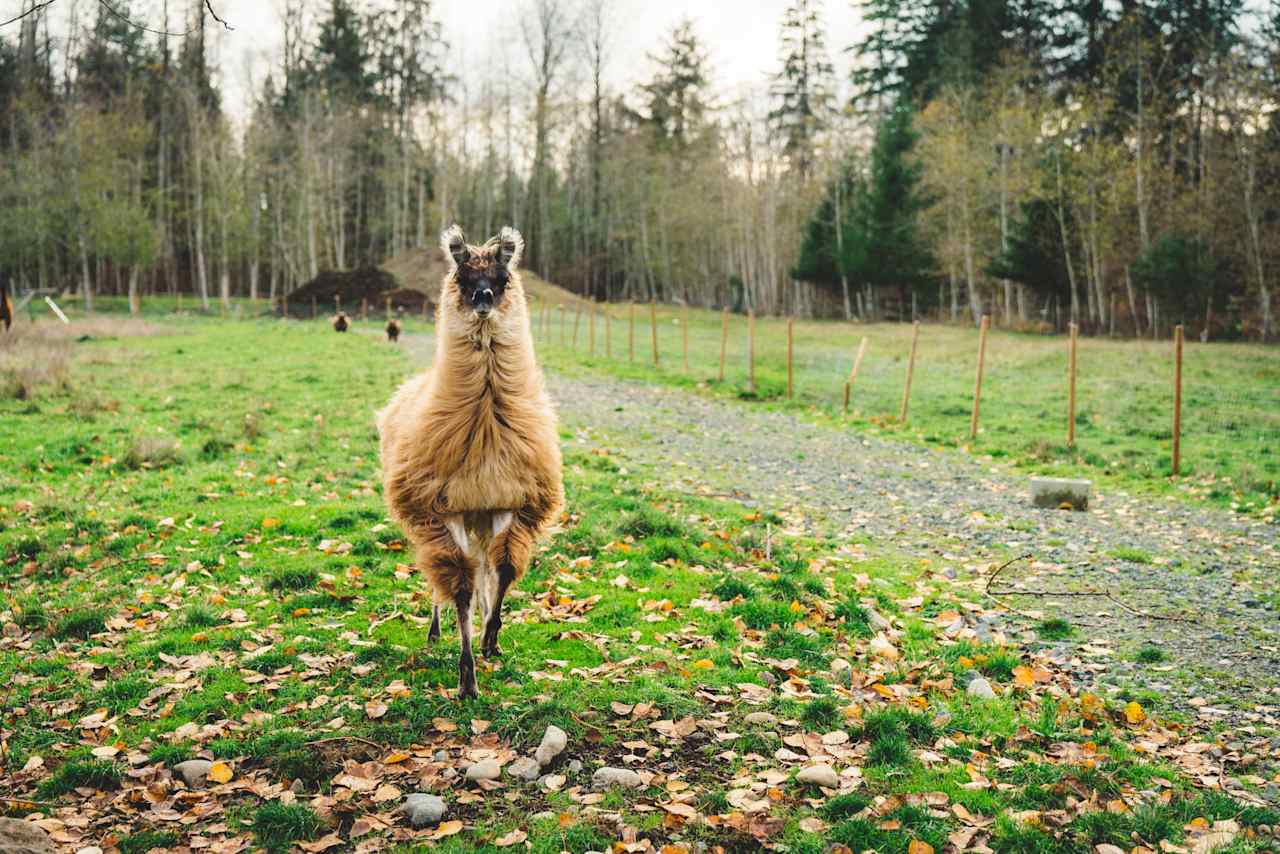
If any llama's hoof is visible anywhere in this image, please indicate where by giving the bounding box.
[457,683,479,700]
[481,641,503,659]
[427,627,441,644]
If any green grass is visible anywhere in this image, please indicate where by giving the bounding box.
[534,306,1280,516]
[0,316,1272,852]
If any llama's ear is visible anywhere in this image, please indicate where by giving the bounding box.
[440,224,469,270]
[496,226,523,270]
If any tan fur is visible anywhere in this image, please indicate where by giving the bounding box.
[377,226,563,689]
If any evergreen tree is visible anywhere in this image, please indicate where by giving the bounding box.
[314,0,375,103]
[769,0,836,180]
[641,18,713,150]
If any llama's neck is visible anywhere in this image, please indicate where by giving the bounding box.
[434,292,536,396]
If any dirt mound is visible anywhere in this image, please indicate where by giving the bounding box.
[286,268,398,316]
[380,246,589,310]
[384,288,433,315]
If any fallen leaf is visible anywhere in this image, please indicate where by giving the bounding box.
[908,841,934,854]
[208,762,233,784]
[1124,701,1146,724]
[494,829,527,847]
[430,820,464,839]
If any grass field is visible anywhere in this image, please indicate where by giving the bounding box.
[531,303,1280,518]
[1,316,1276,853]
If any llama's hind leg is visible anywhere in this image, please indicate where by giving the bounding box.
[454,586,478,699]
[427,604,441,644]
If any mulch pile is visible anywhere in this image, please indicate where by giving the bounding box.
[283,268,432,318]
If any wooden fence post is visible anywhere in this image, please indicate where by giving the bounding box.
[334,295,341,315]
[311,296,317,319]
[970,315,991,440]
[747,309,756,393]
[682,305,690,371]
[786,318,795,399]
[422,298,428,320]
[718,307,729,382]
[384,296,391,319]
[1172,324,1183,475]
[1067,322,1078,447]
[843,337,868,414]
[629,302,635,362]
[361,297,368,321]
[899,321,921,424]
[282,294,288,318]
[589,302,596,356]
[572,301,583,349]
[650,300,660,367]
[559,305,566,347]
[605,305,612,357]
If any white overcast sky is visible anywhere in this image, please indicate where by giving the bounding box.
[197,0,869,120]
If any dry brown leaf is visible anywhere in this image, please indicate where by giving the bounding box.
[494,829,527,847]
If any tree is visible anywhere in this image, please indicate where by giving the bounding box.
[769,0,836,180]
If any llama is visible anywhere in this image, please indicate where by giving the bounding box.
[333,312,349,333]
[0,273,12,331]
[386,318,401,342]
[377,225,563,698]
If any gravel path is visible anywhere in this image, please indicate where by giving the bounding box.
[402,334,1280,795]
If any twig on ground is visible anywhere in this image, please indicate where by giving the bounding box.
[305,736,385,752]
[985,553,1193,623]
[0,796,59,807]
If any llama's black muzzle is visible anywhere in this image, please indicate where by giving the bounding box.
[473,288,494,317]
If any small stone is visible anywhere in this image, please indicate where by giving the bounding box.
[0,818,56,854]
[795,764,840,788]
[433,750,449,762]
[866,609,892,630]
[531,811,556,822]
[592,766,644,789]
[567,759,583,774]
[534,724,568,767]
[465,759,501,782]
[744,712,778,726]
[399,793,446,827]
[173,759,213,786]
[506,757,541,782]
[759,671,777,686]
[967,677,997,700]
[1030,477,1091,511]
[290,779,304,794]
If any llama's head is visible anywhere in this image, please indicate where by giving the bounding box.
[440,224,523,321]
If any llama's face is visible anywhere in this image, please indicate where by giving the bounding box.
[440,225,524,322]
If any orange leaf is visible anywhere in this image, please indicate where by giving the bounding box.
[208,761,233,784]
[430,820,464,839]
[1124,701,1146,724]
[908,841,935,854]
[1013,666,1035,689]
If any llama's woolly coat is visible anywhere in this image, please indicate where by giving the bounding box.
[377,236,563,605]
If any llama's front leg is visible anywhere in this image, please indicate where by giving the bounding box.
[454,585,478,699]
[481,511,522,659]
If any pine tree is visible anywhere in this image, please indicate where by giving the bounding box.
[769,0,836,180]
[314,0,374,103]
[641,18,713,151]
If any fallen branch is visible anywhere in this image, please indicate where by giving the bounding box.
[985,553,1193,623]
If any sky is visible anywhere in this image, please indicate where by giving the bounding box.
[200,0,869,120]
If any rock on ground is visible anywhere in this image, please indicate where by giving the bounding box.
[173,759,213,786]
[398,793,446,827]
[534,724,568,767]
[967,677,998,699]
[744,712,778,726]
[506,757,541,782]
[0,819,56,854]
[592,767,644,789]
[796,764,840,788]
[465,759,501,782]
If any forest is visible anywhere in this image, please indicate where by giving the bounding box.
[0,0,1278,339]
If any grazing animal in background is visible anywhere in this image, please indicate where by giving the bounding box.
[0,273,13,331]
[386,318,401,342]
[333,312,349,333]
[377,225,563,699]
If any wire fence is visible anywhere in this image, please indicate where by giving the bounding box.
[530,299,1280,512]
